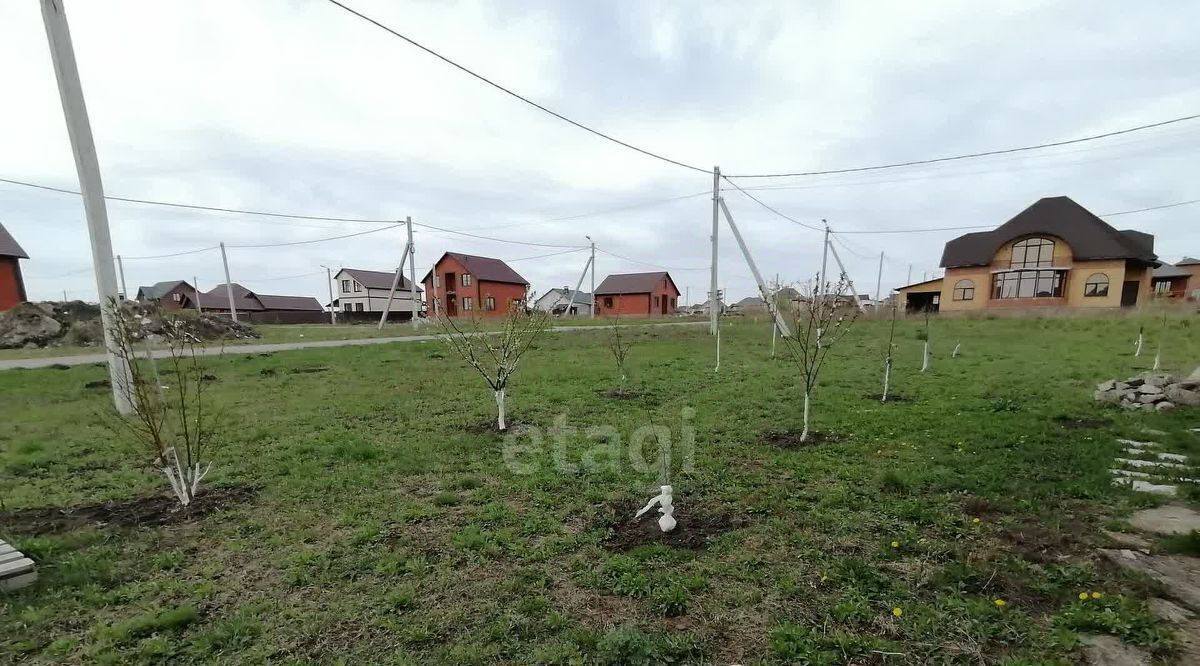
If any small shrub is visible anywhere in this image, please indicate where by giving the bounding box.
[433,492,460,507]
[878,470,911,495]
[650,584,689,617]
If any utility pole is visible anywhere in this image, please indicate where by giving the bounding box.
[907,264,912,285]
[709,166,720,335]
[62,289,68,303]
[193,276,200,312]
[827,239,865,312]
[406,216,417,326]
[588,236,596,318]
[116,254,127,300]
[41,0,133,414]
[717,197,791,336]
[379,236,411,330]
[818,221,830,301]
[219,242,237,322]
[875,251,884,303]
[320,264,336,324]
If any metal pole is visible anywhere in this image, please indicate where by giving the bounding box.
[710,166,720,335]
[41,0,133,414]
[378,241,410,329]
[717,197,791,336]
[116,254,127,300]
[322,265,336,324]
[219,242,238,322]
[589,237,596,318]
[827,239,865,312]
[875,252,884,303]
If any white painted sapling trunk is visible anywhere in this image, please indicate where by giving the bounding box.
[921,341,930,372]
[159,447,211,507]
[952,342,960,358]
[1153,350,1161,371]
[1134,331,1144,356]
[800,391,811,442]
[635,485,676,532]
[494,388,507,430]
[881,358,891,403]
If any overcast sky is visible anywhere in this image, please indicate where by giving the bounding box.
[1,0,1197,305]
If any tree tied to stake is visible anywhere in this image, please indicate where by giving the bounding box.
[436,298,550,431]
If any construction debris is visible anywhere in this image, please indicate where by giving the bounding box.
[0,300,258,349]
[1093,372,1200,412]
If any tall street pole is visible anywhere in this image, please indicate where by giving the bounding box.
[321,265,336,324]
[116,254,127,300]
[406,216,417,326]
[709,166,720,335]
[588,236,596,318]
[875,251,884,303]
[219,241,237,322]
[41,0,133,414]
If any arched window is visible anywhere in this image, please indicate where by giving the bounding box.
[1010,237,1055,269]
[1084,273,1110,297]
[952,279,975,301]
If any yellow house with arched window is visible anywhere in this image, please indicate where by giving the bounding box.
[897,196,1158,312]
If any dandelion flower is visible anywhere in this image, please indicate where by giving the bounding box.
[972,517,982,524]
[994,599,1007,607]
[892,607,903,617]
[1079,592,1089,600]
[891,541,900,548]
[1091,591,1103,599]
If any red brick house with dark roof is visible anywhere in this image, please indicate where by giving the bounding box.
[193,283,325,324]
[0,223,29,311]
[421,252,529,317]
[594,271,680,316]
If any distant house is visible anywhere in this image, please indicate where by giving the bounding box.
[534,288,593,316]
[333,268,423,321]
[595,272,680,317]
[136,280,199,310]
[0,223,29,311]
[422,252,529,318]
[1151,258,1200,300]
[197,283,325,324]
[732,296,766,312]
[896,196,1159,313]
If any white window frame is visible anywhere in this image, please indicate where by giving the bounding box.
[463,296,473,311]
[341,279,350,293]
[434,274,441,288]
[172,293,182,302]
[462,274,472,287]
[353,281,362,293]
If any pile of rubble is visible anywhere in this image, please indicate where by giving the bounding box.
[0,301,259,349]
[1093,368,1200,412]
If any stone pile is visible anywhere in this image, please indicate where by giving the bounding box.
[0,301,259,349]
[1093,367,1200,412]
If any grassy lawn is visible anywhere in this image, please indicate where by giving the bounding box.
[1,316,1198,664]
[0,317,695,361]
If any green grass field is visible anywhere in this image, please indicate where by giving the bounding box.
[1,316,1198,664]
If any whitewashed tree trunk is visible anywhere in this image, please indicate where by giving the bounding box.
[1134,333,1143,356]
[1153,349,1161,371]
[494,389,507,430]
[159,447,211,507]
[952,342,960,358]
[921,341,930,372]
[800,390,811,442]
[881,358,891,402]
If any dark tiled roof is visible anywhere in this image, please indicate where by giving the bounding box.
[940,196,1157,268]
[594,271,679,295]
[421,252,528,285]
[542,288,594,305]
[200,284,265,311]
[339,268,422,292]
[1153,263,1193,279]
[136,280,190,301]
[1176,257,1200,266]
[0,223,28,259]
[256,294,324,311]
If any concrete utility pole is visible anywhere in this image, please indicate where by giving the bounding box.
[321,265,336,324]
[875,251,884,303]
[219,242,237,322]
[406,217,418,326]
[193,276,200,311]
[116,254,127,300]
[41,0,133,414]
[818,221,830,301]
[709,166,720,335]
[562,252,593,318]
[827,239,865,312]
[907,264,913,285]
[717,197,791,336]
[588,236,596,318]
[379,235,411,329]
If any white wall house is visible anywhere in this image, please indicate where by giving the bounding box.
[333,268,423,319]
[533,288,594,316]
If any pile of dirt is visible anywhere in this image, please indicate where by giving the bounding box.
[601,499,744,551]
[761,429,849,448]
[0,485,257,535]
[0,300,259,349]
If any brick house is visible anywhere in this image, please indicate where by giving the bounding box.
[135,280,199,310]
[594,271,680,316]
[1151,258,1200,300]
[896,196,1159,312]
[333,268,423,321]
[0,223,29,311]
[421,252,529,318]
[196,283,325,324]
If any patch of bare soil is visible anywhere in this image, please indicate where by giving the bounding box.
[288,366,329,374]
[464,418,537,436]
[83,379,110,389]
[1000,513,1096,564]
[0,485,257,535]
[761,429,849,449]
[601,500,744,552]
[598,387,645,401]
[863,393,913,403]
[1052,415,1112,430]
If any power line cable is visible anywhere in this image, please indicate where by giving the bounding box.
[413,220,586,249]
[324,0,709,175]
[720,177,825,231]
[726,112,1200,178]
[122,245,221,260]
[505,248,587,262]
[227,224,404,248]
[1102,198,1200,217]
[595,247,707,272]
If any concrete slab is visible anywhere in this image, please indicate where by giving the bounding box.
[1123,480,1177,496]
[1099,549,1200,611]
[1118,439,1158,448]
[1130,504,1200,536]
[1080,635,1150,666]
[1116,458,1188,470]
